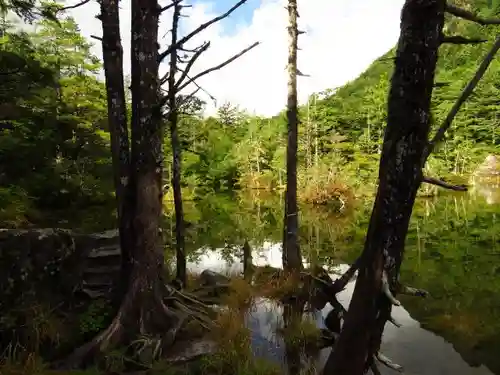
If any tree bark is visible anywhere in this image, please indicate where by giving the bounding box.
[322,1,445,374]
[127,0,166,320]
[99,0,134,305]
[282,0,302,272]
[167,2,186,287]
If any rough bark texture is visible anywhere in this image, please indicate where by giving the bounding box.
[282,0,301,272]
[322,1,445,374]
[127,0,165,332]
[99,0,134,304]
[61,0,168,367]
[167,3,186,286]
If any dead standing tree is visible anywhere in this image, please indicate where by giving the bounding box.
[323,1,500,374]
[158,0,259,287]
[283,0,307,273]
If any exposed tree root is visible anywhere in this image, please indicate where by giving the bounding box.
[55,276,215,370]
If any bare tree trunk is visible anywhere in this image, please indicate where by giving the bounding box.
[322,1,445,374]
[99,0,134,305]
[282,0,302,272]
[167,2,186,287]
[128,0,165,313]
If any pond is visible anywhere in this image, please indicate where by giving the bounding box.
[163,182,500,375]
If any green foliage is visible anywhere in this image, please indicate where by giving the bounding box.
[78,299,112,336]
[0,16,115,228]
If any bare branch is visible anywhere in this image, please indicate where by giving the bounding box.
[297,68,310,77]
[175,41,211,89]
[160,0,183,13]
[398,284,429,297]
[375,352,404,372]
[446,3,500,25]
[381,271,401,306]
[177,42,260,92]
[331,256,361,293]
[441,35,487,45]
[422,176,468,191]
[90,35,103,42]
[424,35,500,161]
[159,0,249,62]
[59,0,91,11]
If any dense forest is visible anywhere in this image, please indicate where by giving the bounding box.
[3,0,500,230]
[2,0,500,374]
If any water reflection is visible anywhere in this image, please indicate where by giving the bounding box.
[186,243,493,375]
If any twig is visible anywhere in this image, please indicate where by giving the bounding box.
[441,35,487,44]
[159,0,249,61]
[177,41,260,92]
[424,34,500,161]
[422,176,467,191]
[175,41,211,89]
[445,3,500,25]
[90,35,103,42]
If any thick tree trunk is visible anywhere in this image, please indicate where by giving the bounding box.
[167,3,186,287]
[282,0,302,272]
[128,0,165,308]
[322,1,445,374]
[99,0,134,305]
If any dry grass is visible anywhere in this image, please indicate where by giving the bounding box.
[299,181,354,211]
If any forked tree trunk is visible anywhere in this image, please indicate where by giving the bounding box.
[167,2,187,287]
[323,1,445,374]
[282,0,302,272]
[99,0,134,305]
[61,0,169,366]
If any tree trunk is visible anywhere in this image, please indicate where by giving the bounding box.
[128,0,165,317]
[322,1,445,374]
[167,2,186,287]
[282,0,302,272]
[99,0,134,305]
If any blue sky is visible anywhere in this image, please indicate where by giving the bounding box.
[191,0,259,35]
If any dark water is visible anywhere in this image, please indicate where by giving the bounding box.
[165,182,500,375]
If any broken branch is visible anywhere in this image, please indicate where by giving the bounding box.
[177,42,260,92]
[422,176,468,191]
[381,271,401,306]
[424,34,500,161]
[441,35,487,44]
[159,0,249,61]
[175,41,211,90]
[445,3,500,25]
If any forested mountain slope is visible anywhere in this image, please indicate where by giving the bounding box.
[308,0,500,180]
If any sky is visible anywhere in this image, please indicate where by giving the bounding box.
[65,0,405,116]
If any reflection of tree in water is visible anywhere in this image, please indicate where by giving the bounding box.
[165,189,500,374]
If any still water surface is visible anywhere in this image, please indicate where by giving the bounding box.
[164,183,500,374]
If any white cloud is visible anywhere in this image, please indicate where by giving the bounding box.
[68,0,405,117]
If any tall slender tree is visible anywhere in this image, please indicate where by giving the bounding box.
[99,0,133,304]
[282,0,302,272]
